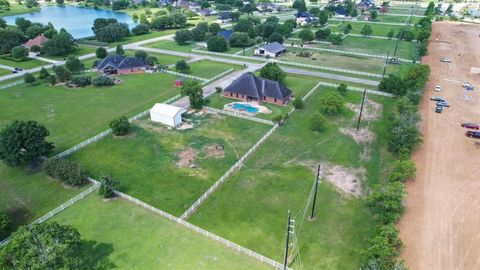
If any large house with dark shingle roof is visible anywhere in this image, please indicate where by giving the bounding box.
[223,73,292,105]
[96,55,147,75]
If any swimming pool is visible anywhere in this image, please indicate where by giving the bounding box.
[232,103,259,113]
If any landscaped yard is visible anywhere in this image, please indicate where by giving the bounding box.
[69,114,271,216]
[44,44,97,61]
[186,60,242,79]
[0,73,180,152]
[0,163,91,237]
[51,195,272,270]
[108,29,177,47]
[189,88,396,269]
[0,56,49,69]
[145,40,197,53]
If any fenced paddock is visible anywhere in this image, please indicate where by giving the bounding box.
[204,107,275,126]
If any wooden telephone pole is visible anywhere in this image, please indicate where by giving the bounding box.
[310,164,322,219]
[283,211,294,270]
[356,89,367,131]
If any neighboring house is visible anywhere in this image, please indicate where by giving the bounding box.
[335,7,347,17]
[24,35,49,50]
[223,73,292,105]
[296,12,314,25]
[254,42,286,58]
[96,55,147,75]
[217,29,234,41]
[356,0,375,12]
[158,0,173,6]
[150,103,187,127]
[257,2,277,12]
[217,12,232,23]
[197,8,217,16]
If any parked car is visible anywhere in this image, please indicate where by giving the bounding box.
[466,131,480,138]
[461,123,480,130]
[435,105,443,113]
[440,57,452,63]
[14,67,23,71]
[435,85,441,92]
[11,70,17,74]
[436,101,450,107]
[431,96,445,102]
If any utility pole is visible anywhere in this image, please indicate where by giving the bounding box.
[383,50,390,78]
[356,89,367,131]
[283,211,294,270]
[310,164,322,219]
[393,9,414,56]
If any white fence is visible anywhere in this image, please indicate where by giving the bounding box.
[329,18,414,26]
[115,190,291,270]
[160,69,208,82]
[205,107,274,125]
[315,81,394,97]
[0,80,24,90]
[201,68,235,85]
[0,182,100,247]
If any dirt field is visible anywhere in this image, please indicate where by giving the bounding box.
[398,22,480,270]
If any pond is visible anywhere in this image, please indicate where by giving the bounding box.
[3,5,136,39]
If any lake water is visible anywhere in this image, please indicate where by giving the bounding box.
[3,5,136,39]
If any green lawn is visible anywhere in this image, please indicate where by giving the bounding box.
[44,44,97,61]
[0,68,12,76]
[145,40,197,53]
[206,73,319,120]
[0,2,40,17]
[184,60,242,79]
[124,50,189,65]
[355,14,421,24]
[69,114,271,216]
[0,73,180,152]
[327,20,418,37]
[51,195,272,270]
[189,88,396,269]
[0,56,48,69]
[388,7,426,16]
[108,30,176,47]
[0,164,90,238]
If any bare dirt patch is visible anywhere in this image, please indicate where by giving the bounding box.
[346,99,383,121]
[339,127,375,144]
[176,146,198,168]
[322,164,365,197]
[203,144,225,158]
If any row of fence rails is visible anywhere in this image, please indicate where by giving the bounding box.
[0,80,24,90]
[113,189,290,270]
[204,106,274,125]
[159,68,208,82]
[288,37,332,45]
[191,48,267,63]
[180,123,279,220]
[342,33,418,42]
[315,81,394,97]
[0,182,100,247]
[329,18,414,26]
[201,68,235,86]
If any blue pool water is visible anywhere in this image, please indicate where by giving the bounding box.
[3,5,136,39]
[232,103,259,113]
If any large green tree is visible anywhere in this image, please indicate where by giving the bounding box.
[41,30,76,56]
[259,63,286,82]
[180,80,204,109]
[65,56,84,73]
[0,120,54,166]
[0,29,27,54]
[319,92,344,114]
[207,35,228,52]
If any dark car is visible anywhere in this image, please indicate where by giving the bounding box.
[466,131,480,138]
[431,96,445,102]
[435,105,443,113]
[461,123,480,130]
[14,67,23,71]
[11,70,18,74]
[436,101,450,107]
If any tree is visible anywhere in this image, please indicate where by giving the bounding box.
[388,111,421,154]
[403,30,415,42]
[315,28,331,40]
[259,63,286,82]
[0,29,27,54]
[0,18,6,29]
[110,116,130,136]
[370,10,378,20]
[207,35,228,52]
[0,222,83,269]
[180,80,204,109]
[41,30,76,56]
[146,56,158,66]
[319,92,344,114]
[343,23,352,34]
[55,0,64,4]
[99,175,119,198]
[47,75,57,86]
[43,158,88,186]
[92,75,114,86]
[310,112,326,132]
[327,34,343,45]
[134,50,148,60]
[174,29,191,45]
[43,28,57,39]
[416,29,431,43]
[378,74,405,96]
[95,47,108,59]
[111,0,129,10]
[272,115,284,125]
[233,18,254,33]
[309,7,320,16]
[319,10,329,26]
[0,212,10,236]
[350,8,358,17]
[292,0,306,12]
[360,24,373,37]
[241,3,256,15]
[337,83,347,95]
[191,22,208,42]
[0,120,54,166]
[293,98,304,109]
[229,32,252,48]
[131,23,150,35]
[360,224,403,270]
[387,29,395,39]
[10,46,28,60]
[116,44,124,55]
[425,1,435,16]
[25,24,43,39]
[65,56,84,73]
[208,23,221,35]
[175,60,190,73]
[298,29,314,43]
[389,159,416,182]
[38,67,50,80]
[53,66,72,82]
[92,18,130,42]
[368,182,405,224]
[23,73,36,84]
[69,76,91,87]
[29,45,41,53]
[15,17,31,32]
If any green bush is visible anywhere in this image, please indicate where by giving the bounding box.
[92,75,114,86]
[292,97,304,109]
[109,116,130,136]
[98,175,119,198]
[310,112,326,132]
[23,73,36,84]
[43,158,88,186]
[0,212,10,236]
[389,159,416,182]
[69,75,91,87]
[38,67,51,80]
[367,182,405,224]
[319,92,344,115]
[360,224,403,270]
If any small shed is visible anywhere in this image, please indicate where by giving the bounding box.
[150,103,187,127]
[254,42,286,58]
[174,77,185,87]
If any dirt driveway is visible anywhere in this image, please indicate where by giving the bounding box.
[398,22,480,270]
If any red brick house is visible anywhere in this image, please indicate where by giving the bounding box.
[223,73,292,105]
[24,35,49,50]
[96,55,147,75]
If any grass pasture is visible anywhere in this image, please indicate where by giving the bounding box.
[184,60,242,79]
[190,88,396,269]
[0,2,40,17]
[327,20,418,37]
[69,114,271,216]
[388,7,426,16]
[0,56,48,69]
[0,73,180,152]
[145,40,197,53]
[51,195,272,270]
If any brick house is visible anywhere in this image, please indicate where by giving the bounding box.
[223,73,292,105]
[24,35,49,50]
[97,55,147,75]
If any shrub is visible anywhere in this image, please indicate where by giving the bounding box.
[95,47,108,59]
[360,224,403,270]
[134,50,148,60]
[259,62,286,82]
[109,116,130,136]
[207,35,228,52]
[292,97,304,109]
[43,158,88,186]
[53,66,71,82]
[24,73,36,84]
[11,45,28,60]
[92,75,114,86]
[131,23,150,35]
[272,115,283,125]
[38,67,50,80]
[99,175,119,198]
[388,110,421,154]
[0,212,10,235]
[30,45,41,53]
[47,75,57,86]
[336,83,347,96]
[175,60,190,73]
[319,92,344,115]
[367,182,405,224]
[310,112,326,132]
[389,159,416,182]
[327,34,343,45]
[69,76,91,87]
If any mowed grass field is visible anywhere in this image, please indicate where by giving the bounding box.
[0,56,48,69]
[327,20,418,37]
[189,88,396,269]
[51,195,272,270]
[207,73,319,120]
[0,164,91,237]
[0,73,180,152]
[184,60,242,79]
[0,2,40,17]
[69,114,271,216]
[145,40,197,53]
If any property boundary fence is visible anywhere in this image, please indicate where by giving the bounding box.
[0,182,100,247]
[316,81,394,97]
[159,69,208,82]
[55,94,183,158]
[204,107,274,125]
[202,68,234,85]
[329,18,414,26]
[0,80,24,90]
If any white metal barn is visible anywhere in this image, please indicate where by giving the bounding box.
[150,103,187,127]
